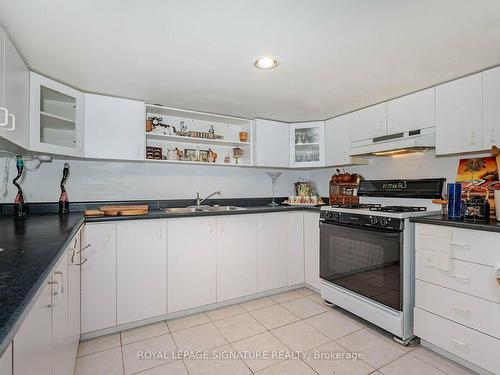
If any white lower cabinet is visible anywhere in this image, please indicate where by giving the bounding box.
[0,343,12,375]
[168,217,217,312]
[287,212,304,285]
[67,232,81,369]
[13,234,80,375]
[257,213,288,292]
[117,220,167,324]
[81,223,117,333]
[217,215,258,302]
[304,212,321,290]
[13,281,52,375]
[414,223,500,374]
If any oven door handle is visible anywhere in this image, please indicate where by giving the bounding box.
[320,220,403,235]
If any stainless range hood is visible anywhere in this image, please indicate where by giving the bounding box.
[350,127,435,156]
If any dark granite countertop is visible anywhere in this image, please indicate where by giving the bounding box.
[85,204,320,222]
[0,202,321,356]
[411,214,500,233]
[0,213,84,356]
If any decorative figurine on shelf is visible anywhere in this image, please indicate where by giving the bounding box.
[232,147,243,164]
[12,156,26,217]
[59,163,70,214]
[224,155,230,164]
[179,121,187,132]
[166,148,177,160]
[209,125,215,134]
[208,149,217,163]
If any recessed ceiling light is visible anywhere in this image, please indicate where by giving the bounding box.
[255,56,279,70]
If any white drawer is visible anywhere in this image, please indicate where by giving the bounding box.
[416,279,500,339]
[416,223,500,267]
[416,250,500,303]
[414,308,500,374]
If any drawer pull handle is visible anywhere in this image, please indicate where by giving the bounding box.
[77,244,91,254]
[447,273,470,282]
[450,242,469,249]
[449,337,468,348]
[451,306,470,314]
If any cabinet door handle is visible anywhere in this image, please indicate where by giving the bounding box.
[447,273,470,282]
[70,237,78,251]
[5,113,15,131]
[470,131,475,145]
[220,221,224,233]
[77,244,91,254]
[157,226,163,239]
[449,337,468,348]
[0,107,8,126]
[491,129,495,143]
[450,242,469,249]
[54,271,64,294]
[451,305,470,314]
[48,280,61,307]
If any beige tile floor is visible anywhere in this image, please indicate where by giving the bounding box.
[74,288,477,375]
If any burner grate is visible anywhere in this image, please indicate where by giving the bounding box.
[369,206,427,213]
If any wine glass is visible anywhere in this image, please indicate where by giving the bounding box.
[266,172,282,207]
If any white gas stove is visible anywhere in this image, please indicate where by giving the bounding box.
[319,178,445,344]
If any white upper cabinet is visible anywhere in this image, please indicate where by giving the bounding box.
[387,88,435,134]
[482,66,500,149]
[350,102,387,142]
[29,72,84,156]
[435,73,483,155]
[0,28,30,149]
[217,215,258,302]
[253,119,290,168]
[290,121,325,167]
[85,94,145,160]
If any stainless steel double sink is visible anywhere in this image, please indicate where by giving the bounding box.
[164,206,247,214]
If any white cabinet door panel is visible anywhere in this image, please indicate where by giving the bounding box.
[67,232,81,368]
[117,219,167,324]
[0,343,12,375]
[81,223,117,333]
[254,119,289,168]
[482,66,500,149]
[325,115,351,166]
[435,73,483,155]
[304,212,321,290]
[350,102,387,142]
[387,88,435,134]
[168,218,217,312]
[257,213,288,292]
[0,32,29,148]
[13,282,52,375]
[52,254,70,375]
[287,212,304,285]
[217,215,258,301]
[85,94,145,160]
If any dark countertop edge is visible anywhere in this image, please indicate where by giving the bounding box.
[85,205,321,222]
[410,215,500,233]
[0,205,321,356]
[0,216,85,357]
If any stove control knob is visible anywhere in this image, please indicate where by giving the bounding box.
[380,218,389,226]
[370,217,378,225]
[332,212,340,220]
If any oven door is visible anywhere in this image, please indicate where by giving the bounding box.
[320,221,403,311]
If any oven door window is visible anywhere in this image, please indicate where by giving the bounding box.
[320,222,403,311]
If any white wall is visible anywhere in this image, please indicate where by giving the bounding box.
[0,157,308,203]
[309,150,491,197]
[0,150,491,203]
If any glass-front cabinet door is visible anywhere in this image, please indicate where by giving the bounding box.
[289,121,325,167]
[29,72,84,156]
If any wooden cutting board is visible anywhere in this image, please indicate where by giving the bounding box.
[85,205,149,217]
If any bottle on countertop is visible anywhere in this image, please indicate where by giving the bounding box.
[59,163,70,214]
[13,156,26,217]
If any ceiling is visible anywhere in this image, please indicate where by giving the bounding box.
[1,0,500,122]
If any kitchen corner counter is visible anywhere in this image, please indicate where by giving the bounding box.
[0,203,321,356]
[410,214,500,233]
[0,213,84,356]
